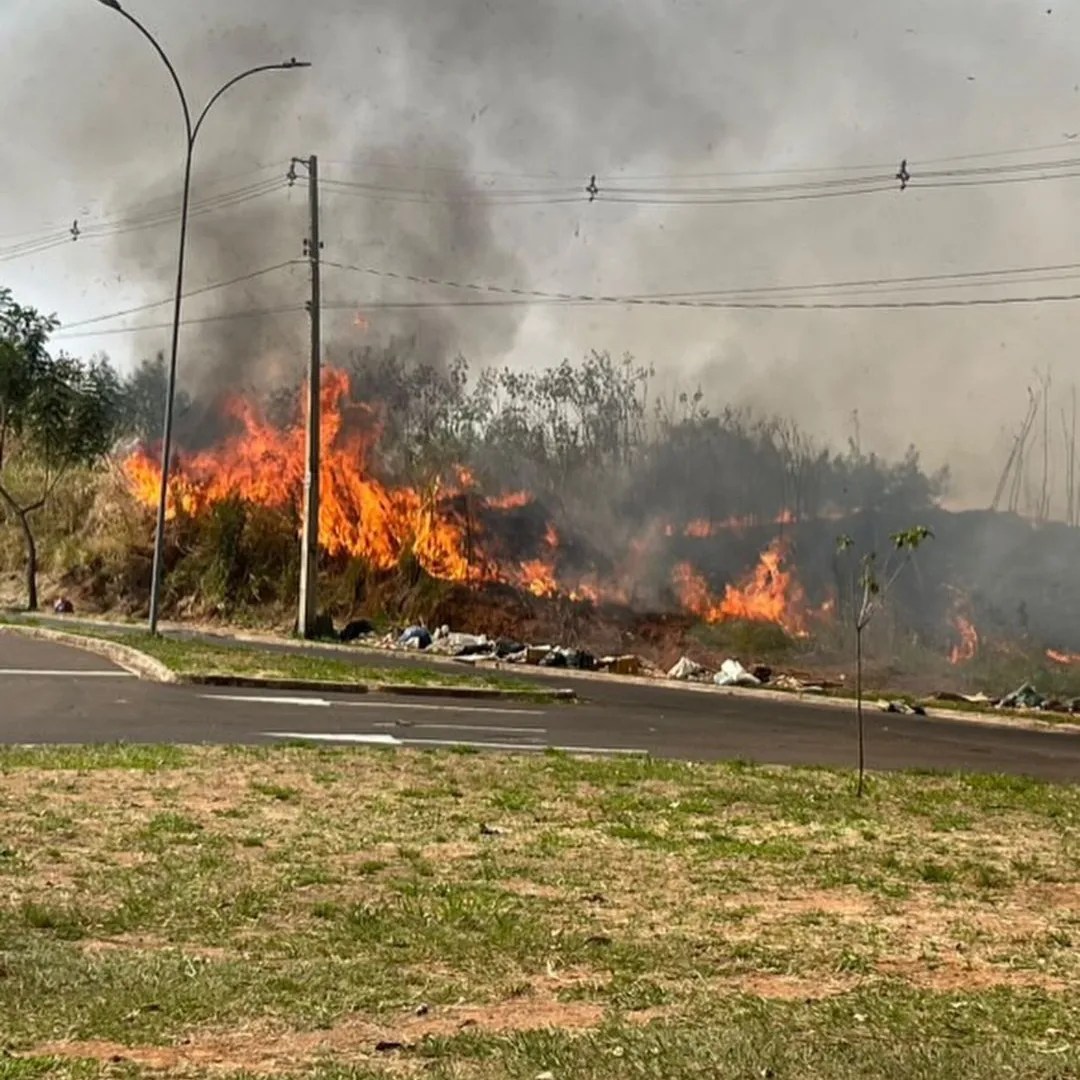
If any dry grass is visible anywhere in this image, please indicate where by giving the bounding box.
[1,746,1078,1078]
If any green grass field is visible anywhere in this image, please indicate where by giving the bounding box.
[0,746,1077,1078]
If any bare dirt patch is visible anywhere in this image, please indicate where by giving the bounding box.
[5,747,1079,1079]
[31,996,652,1076]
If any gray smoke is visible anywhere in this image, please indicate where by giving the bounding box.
[6,0,1080,502]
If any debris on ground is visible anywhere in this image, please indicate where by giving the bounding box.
[933,690,993,706]
[52,596,74,615]
[539,647,597,671]
[771,673,829,694]
[398,625,433,650]
[998,683,1047,710]
[878,699,927,716]
[354,616,1067,718]
[668,656,705,681]
[601,655,643,676]
[714,658,762,688]
[340,618,375,642]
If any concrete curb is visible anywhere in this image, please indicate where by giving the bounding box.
[4,615,1075,734]
[0,624,177,684]
[0,624,572,703]
[185,673,574,702]
[374,682,576,701]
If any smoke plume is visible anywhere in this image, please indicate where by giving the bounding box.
[6,0,1080,500]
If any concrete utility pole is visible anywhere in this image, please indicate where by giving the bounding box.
[295,156,322,638]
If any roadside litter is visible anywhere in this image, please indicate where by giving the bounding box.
[714,659,762,688]
[995,682,1080,714]
[933,690,992,706]
[398,626,433,650]
[878,699,927,716]
[340,618,375,642]
[668,656,705,681]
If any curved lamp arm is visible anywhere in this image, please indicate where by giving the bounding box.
[193,60,311,145]
[95,1,310,149]
[94,0,192,143]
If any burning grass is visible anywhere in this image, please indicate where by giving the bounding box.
[1,746,1078,1078]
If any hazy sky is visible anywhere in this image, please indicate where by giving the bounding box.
[4,0,1080,504]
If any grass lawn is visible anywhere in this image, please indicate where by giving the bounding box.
[129,634,539,693]
[0,746,1077,1078]
[2,619,543,695]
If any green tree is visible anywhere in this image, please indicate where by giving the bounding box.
[0,288,121,610]
[120,352,190,443]
[837,525,934,796]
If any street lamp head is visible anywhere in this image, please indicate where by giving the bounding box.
[96,0,123,10]
[283,58,313,69]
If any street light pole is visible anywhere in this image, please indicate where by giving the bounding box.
[94,0,310,635]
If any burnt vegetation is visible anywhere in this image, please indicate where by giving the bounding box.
[5,311,1080,689]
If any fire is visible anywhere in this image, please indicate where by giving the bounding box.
[945,590,979,665]
[671,537,809,637]
[678,509,799,539]
[684,519,714,539]
[1047,648,1080,665]
[486,490,531,510]
[519,560,558,598]
[948,616,979,665]
[122,368,535,587]
[119,370,826,622]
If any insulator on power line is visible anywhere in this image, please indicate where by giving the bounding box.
[896,159,911,191]
[586,175,599,202]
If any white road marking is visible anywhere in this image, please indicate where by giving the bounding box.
[402,737,645,756]
[202,695,331,707]
[0,669,133,678]
[262,732,401,745]
[261,731,645,756]
[371,721,546,735]
[202,694,543,717]
[344,702,545,717]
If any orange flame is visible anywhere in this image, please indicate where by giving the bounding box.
[948,615,979,665]
[122,368,541,587]
[671,537,809,637]
[677,509,799,539]
[1047,648,1080,665]
[945,590,979,665]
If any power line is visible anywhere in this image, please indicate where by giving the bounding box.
[621,258,1080,300]
[329,291,1080,311]
[319,136,1080,185]
[49,280,1080,342]
[321,258,1080,310]
[52,304,306,341]
[0,162,287,244]
[56,260,305,332]
[0,178,290,264]
[319,154,1080,209]
[55,250,1080,341]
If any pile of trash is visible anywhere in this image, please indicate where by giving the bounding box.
[329,618,1080,715]
[934,684,1080,715]
[336,617,845,690]
[665,655,839,694]
[348,621,664,677]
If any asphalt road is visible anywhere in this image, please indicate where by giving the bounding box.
[3,631,1080,781]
